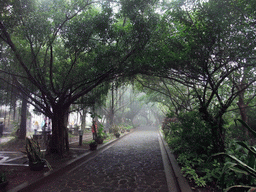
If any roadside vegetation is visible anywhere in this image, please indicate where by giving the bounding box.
[161,112,256,191]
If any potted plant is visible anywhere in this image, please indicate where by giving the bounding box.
[114,132,120,138]
[25,137,52,171]
[103,130,108,139]
[95,124,104,144]
[125,125,133,132]
[121,128,125,133]
[95,136,104,144]
[112,124,121,138]
[0,172,8,189]
[89,140,98,151]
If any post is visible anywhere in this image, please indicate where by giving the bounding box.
[79,130,83,146]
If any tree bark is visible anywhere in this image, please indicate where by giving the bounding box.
[199,106,225,156]
[49,105,69,156]
[81,109,87,130]
[237,88,248,137]
[19,93,27,139]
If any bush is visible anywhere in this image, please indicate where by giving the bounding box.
[215,119,256,191]
[112,124,120,134]
[163,111,222,190]
[164,111,213,155]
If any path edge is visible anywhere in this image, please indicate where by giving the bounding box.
[159,130,192,192]
[8,131,133,192]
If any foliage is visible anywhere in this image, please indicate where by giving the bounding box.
[1,0,256,163]
[25,137,43,163]
[0,172,7,183]
[97,123,105,138]
[154,0,256,156]
[99,85,145,128]
[215,119,256,191]
[123,124,133,130]
[164,111,223,189]
[165,111,212,155]
[114,132,120,138]
[135,76,194,115]
[164,115,256,190]
[89,140,98,146]
[89,140,98,151]
[89,112,102,120]
[182,166,206,187]
[112,124,120,134]
[0,0,160,155]
[25,137,52,170]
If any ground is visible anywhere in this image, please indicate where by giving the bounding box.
[0,132,215,191]
[0,133,115,191]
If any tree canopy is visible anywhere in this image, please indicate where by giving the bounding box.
[0,0,160,155]
[1,0,256,158]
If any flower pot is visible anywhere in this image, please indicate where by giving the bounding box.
[89,141,98,151]
[89,144,98,151]
[95,137,104,144]
[29,160,45,171]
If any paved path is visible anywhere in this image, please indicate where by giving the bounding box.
[0,136,14,144]
[0,133,93,166]
[33,126,170,192]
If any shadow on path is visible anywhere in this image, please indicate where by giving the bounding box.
[34,126,169,192]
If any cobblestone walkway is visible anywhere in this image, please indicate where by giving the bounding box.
[34,126,169,192]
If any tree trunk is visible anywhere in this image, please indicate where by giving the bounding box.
[199,107,225,155]
[211,120,225,154]
[236,75,249,136]
[81,109,87,130]
[237,91,248,137]
[63,108,69,152]
[110,83,114,127]
[12,99,17,121]
[19,94,27,139]
[50,105,69,156]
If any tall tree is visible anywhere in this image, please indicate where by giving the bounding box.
[175,0,255,154]
[138,0,256,154]
[0,0,159,156]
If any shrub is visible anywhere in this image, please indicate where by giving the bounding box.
[215,119,256,191]
[165,111,213,155]
[164,111,222,189]
[112,124,120,134]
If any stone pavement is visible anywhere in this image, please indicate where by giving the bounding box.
[0,136,14,144]
[31,126,171,192]
[0,133,93,166]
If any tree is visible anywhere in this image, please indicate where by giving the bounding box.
[135,0,256,155]
[101,84,133,128]
[0,0,160,156]
[170,0,255,154]
[135,75,194,116]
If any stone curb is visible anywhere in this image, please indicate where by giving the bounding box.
[159,131,192,192]
[8,130,133,192]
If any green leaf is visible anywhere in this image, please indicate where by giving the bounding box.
[225,154,256,178]
[236,141,256,158]
[235,119,256,138]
